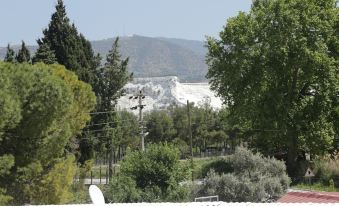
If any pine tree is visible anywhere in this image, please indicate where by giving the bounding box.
[38,0,98,85]
[97,37,132,111]
[32,41,57,64]
[4,44,15,63]
[88,38,132,163]
[16,41,31,63]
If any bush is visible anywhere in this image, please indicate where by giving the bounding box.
[313,153,339,187]
[198,147,290,202]
[108,175,141,202]
[106,143,190,202]
[201,157,233,178]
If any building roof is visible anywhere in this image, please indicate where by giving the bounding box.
[277,191,339,203]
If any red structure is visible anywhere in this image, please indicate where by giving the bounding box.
[278,191,339,203]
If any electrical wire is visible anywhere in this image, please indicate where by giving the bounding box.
[88,110,119,115]
[85,119,138,127]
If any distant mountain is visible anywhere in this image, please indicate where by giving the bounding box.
[157,37,207,56]
[0,45,37,61]
[0,35,208,81]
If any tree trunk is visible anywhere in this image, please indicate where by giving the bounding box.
[108,145,113,179]
[287,130,298,177]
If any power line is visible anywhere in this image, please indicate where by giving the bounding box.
[88,110,119,115]
[85,119,137,127]
[84,125,138,133]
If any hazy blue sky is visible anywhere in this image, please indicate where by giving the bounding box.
[0,0,252,46]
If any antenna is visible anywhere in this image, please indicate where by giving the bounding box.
[89,185,105,205]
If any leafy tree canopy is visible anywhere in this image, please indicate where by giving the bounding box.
[145,111,176,143]
[0,62,96,204]
[206,0,339,175]
[107,144,190,202]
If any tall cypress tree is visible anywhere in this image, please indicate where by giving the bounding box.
[88,38,132,163]
[38,0,98,85]
[32,41,57,64]
[97,37,132,111]
[4,44,15,63]
[16,41,31,63]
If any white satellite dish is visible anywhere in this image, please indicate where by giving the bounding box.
[89,185,105,205]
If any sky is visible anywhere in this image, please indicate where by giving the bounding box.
[0,0,252,46]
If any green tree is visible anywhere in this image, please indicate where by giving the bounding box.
[38,0,102,165]
[4,44,15,63]
[115,111,140,151]
[32,41,57,64]
[89,38,132,162]
[145,111,175,143]
[0,155,14,205]
[0,62,96,204]
[95,37,132,111]
[206,0,339,175]
[38,0,99,84]
[107,143,190,202]
[169,104,189,143]
[16,41,30,63]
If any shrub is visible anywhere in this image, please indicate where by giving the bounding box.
[106,143,190,202]
[198,147,290,202]
[201,157,233,177]
[313,153,339,187]
[108,175,141,202]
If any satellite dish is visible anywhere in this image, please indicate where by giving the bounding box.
[89,185,105,205]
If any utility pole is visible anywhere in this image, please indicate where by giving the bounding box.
[130,90,146,151]
[187,100,194,181]
[108,135,113,180]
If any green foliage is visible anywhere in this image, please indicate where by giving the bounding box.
[134,103,234,162]
[169,105,189,143]
[32,42,57,64]
[293,182,339,192]
[108,175,141,202]
[146,104,230,156]
[4,44,15,63]
[206,0,339,175]
[198,147,290,202]
[28,155,77,204]
[16,41,31,63]
[68,182,91,204]
[190,157,218,179]
[38,0,99,84]
[88,38,132,161]
[313,153,339,186]
[201,157,233,178]
[0,62,96,204]
[145,111,175,143]
[95,37,132,111]
[107,144,190,202]
[0,155,14,205]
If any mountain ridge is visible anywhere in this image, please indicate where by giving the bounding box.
[0,35,208,82]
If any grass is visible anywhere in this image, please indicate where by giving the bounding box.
[292,182,339,192]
